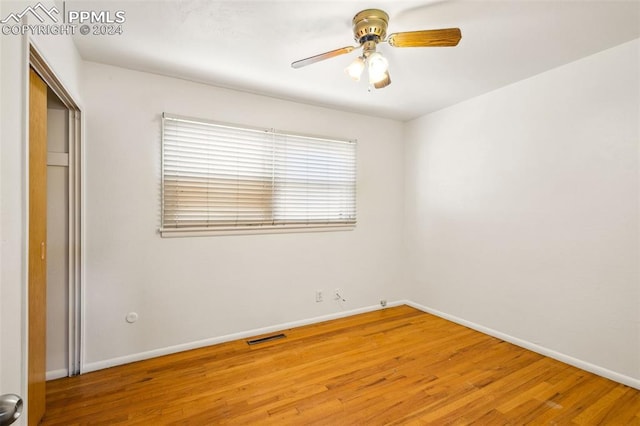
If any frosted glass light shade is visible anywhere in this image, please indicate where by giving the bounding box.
[345,56,366,81]
[368,52,389,84]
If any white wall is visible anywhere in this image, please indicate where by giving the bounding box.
[404,39,639,386]
[81,62,405,369]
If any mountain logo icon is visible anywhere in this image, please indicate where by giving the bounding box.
[1,2,60,24]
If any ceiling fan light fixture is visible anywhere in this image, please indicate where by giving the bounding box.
[367,52,389,84]
[290,8,462,91]
[373,71,391,89]
[345,56,366,81]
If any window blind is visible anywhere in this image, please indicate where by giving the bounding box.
[161,114,356,235]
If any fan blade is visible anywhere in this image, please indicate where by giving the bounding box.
[387,28,461,48]
[291,46,356,69]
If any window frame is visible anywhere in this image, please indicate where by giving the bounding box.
[160,113,357,237]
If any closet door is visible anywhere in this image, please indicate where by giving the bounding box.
[29,67,48,426]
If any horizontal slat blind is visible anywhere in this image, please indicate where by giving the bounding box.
[161,114,356,234]
[273,133,356,224]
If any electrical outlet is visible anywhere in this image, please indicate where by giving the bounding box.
[315,290,323,302]
[380,299,387,307]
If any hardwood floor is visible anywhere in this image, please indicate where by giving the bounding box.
[44,305,640,425]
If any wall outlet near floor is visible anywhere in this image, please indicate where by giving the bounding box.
[315,290,323,303]
[380,299,387,307]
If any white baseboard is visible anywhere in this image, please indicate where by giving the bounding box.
[46,368,68,381]
[82,299,639,391]
[405,301,640,390]
[83,301,403,374]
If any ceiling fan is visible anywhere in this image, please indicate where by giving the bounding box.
[291,9,462,89]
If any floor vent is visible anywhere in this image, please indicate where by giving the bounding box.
[246,333,286,345]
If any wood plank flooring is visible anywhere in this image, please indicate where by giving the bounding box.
[44,305,640,425]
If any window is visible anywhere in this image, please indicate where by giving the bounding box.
[161,113,356,236]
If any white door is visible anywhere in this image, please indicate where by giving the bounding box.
[0,10,27,423]
[0,292,26,424]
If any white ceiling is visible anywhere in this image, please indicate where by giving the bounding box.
[69,0,640,121]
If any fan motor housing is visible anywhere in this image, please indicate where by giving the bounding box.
[352,9,389,43]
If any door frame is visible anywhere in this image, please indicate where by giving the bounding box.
[28,43,83,378]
